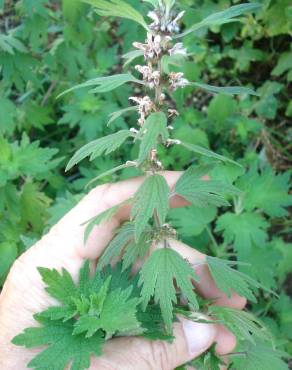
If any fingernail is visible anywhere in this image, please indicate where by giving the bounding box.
[182,317,215,356]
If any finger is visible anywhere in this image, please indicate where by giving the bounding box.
[90,316,216,370]
[167,239,247,309]
[214,325,237,356]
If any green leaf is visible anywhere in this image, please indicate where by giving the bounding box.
[139,247,199,331]
[208,306,271,344]
[206,256,263,302]
[12,318,104,370]
[178,3,261,38]
[131,174,170,240]
[0,242,18,285]
[83,0,149,29]
[191,82,259,96]
[58,73,143,98]
[174,164,240,208]
[66,130,132,171]
[108,106,136,125]
[38,267,78,305]
[238,167,292,217]
[232,341,289,370]
[215,212,268,254]
[83,199,131,242]
[179,141,240,166]
[122,231,152,271]
[98,223,136,268]
[138,112,169,164]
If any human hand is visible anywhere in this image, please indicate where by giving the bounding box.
[0,172,246,370]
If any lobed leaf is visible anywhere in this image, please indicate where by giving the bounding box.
[177,3,261,38]
[138,112,169,164]
[178,141,240,166]
[66,130,132,171]
[58,73,143,98]
[139,247,199,331]
[191,82,259,96]
[84,0,149,30]
[131,174,170,240]
[174,164,240,208]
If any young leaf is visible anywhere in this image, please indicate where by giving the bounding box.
[84,0,149,30]
[177,3,261,38]
[191,82,259,96]
[83,199,131,242]
[131,174,170,240]
[139,247,199,331]
[12,317,105,370]
[66,130,132,171]
[58,73,143,98]
[206,256,263,302]
[174,165,240,208]
[138,112,169,164]
[178,141,240,166]
[208,306,271,345]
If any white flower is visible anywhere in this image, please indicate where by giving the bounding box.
[129,95,154,125]
[169,42,187,56]
[169,72,189,90]
[135,65,160,89]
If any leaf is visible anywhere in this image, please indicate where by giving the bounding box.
[66,130,132,171]
[84,0,149,30]
[208,306,271,344]
[122,231,152,271]
[98,223,136,268]
[108,106,136,125]
[83,199,131,242]
[138,112,169,164]
[232,341,289,370]
[12,317,105,370]
[206,256,263,302]
[177,3,261,38]
[215,212,269,254]
[58,73,143,98]
[237,166,292,217]
[131,174,170,240]
[179,141,240,166]
[174,164,240,208]
[190,82,259,96]
[38,267,78,305]
[139,247,199,331]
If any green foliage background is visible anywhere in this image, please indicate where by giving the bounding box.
[0,0,291,361]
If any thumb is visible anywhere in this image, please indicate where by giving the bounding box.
[91,317,216,370]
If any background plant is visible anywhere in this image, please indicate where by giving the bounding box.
[0,0,291,369]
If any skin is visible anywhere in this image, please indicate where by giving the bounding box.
[0,172,246,369]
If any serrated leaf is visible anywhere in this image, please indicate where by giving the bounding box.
[131,174,170,240]
[66,130,132,171]
[83,199,131,242]
[206,256,261,302]
[191,82,259,96]
[98,223,136,268]
[209,306,271,344]
[58,73,143,98]
[138,112,169,164]
[174,164,240,208]
[38,267,78,305]
[108,106,136,125]
[12,317,104,370]
[177,3,261,38]
[139,248,199,331]
[232,341,289,370]
[84,0,149,30]
[215,212,268,254]
[179,141,239,166]
[122,231,152,271]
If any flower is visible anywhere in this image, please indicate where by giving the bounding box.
[169,72,189,90]
[135,65,160,89]
[148,9,185,34]
[169,42,187,56]
[129,96,154,125]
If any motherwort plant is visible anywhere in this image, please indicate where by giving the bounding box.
[13,1,288,369]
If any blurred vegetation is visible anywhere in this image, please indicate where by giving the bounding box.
[0,0,291,362]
